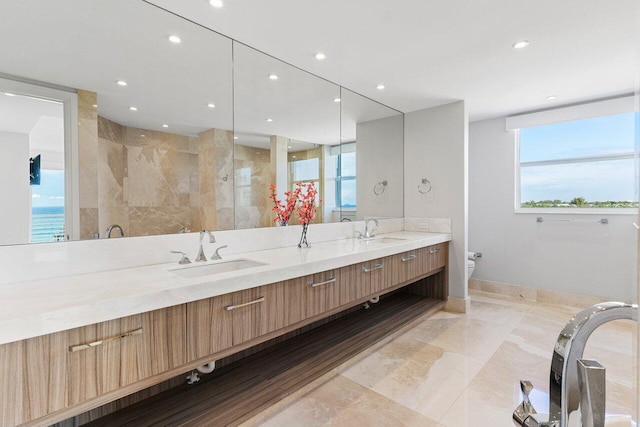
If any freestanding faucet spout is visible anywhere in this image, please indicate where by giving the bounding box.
[513,301,637,427]
[549,302,637,426]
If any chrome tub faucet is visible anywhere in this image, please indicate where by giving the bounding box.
[513,301,637,426]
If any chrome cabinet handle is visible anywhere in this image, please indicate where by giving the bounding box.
[429,247,440,254]
[69,327,143,352]
[309,278,336,288]
[224,296,265,311]
[363,263,383,273]
[401,254,417,262]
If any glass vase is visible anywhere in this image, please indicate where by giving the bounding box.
[298,223,310,248]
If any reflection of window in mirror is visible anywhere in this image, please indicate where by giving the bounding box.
[337,142,357,221]
[0,78,74,245]
[288,148,323,223]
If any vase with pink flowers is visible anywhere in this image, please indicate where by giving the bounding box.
[295,182,320,248]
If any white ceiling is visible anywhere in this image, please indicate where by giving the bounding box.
[148,0,640,120]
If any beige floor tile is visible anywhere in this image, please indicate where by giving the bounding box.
[340,336,484,421]
[413,316,515,364]
[244,293,637,425]
[245,375,441,427]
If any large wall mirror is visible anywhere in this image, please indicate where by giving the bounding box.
[0,0,403,247]
[232,42,341,229]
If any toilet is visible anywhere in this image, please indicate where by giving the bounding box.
[467,252,477,278]
[467,259,475,278]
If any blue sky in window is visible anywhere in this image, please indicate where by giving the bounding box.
[31,170,64,207]
[520,112,639,202]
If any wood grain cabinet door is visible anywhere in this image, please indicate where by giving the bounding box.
[186,293,234,362]
[424,244,446,271]
[0,331,68,426]
[229,283,285,346]
[283,269,339,327]
[339,258,387,303]
[120,305,187,387]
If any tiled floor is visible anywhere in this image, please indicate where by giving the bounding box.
[241,291,637,426]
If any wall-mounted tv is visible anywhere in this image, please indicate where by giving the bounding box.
[30,154,41,186]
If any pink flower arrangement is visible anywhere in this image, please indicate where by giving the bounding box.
[295,182,319,225]
[268,183,300,224]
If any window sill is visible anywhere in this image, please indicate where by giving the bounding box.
[515,208,637,215]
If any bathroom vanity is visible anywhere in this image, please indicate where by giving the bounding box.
[0,232,449,426]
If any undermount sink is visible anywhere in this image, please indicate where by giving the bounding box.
[170,259,267,278]
[361,237,406,244]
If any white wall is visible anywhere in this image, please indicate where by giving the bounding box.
[469,117,637,302]
[356,114,404,220]
[405,101,468,300]
[0,131,30,245]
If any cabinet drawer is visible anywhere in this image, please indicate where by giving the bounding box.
[423,243,446,271]
[187,282,285,360]
[388,250,421,286]
[285,269,340,325]
[67,305,187,405]
[227,284,285,345]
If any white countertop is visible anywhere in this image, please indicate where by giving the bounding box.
[0,231,450,345]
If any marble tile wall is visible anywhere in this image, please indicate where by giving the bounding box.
[79,113,235,238]
[198,128,234,231]
[77,90,99,240]
[234,144,272,229]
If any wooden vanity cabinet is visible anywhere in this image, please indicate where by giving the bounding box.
[0,305,187,426]
[2,241,449,426]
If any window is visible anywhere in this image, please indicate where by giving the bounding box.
[336,143,356,208]
[517,112,639,210]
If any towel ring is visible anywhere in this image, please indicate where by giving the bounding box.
[418,178,432,194]
[373,180,388,195]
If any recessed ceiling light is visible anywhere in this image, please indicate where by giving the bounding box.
[376,84,385,90]
[129,106,138,111]
[168,35,181,44]
[207,103,216,108]
[546,95,558,100]
[209,0,223,8]
[333,98,341,103]
[315,52,326,60]
[4,93,16,97]
[268,74,279,80]
[292,155,297,158]
[116,80,128,86]
[162,124,169,128]
[92,104,98,108]
[512,40,530,49]
[233,136,238,140]
[287,145,292,149]
[266,118,273,122]
[140,134,146,137]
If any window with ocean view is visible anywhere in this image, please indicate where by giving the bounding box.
[518,111,639,210]
[31,169,65,242]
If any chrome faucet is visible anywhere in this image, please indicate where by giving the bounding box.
[362,218,379,239]
[513,301,637,427]
[196,230,215,262]
[105,224,124,238]
[211,245,227,260]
